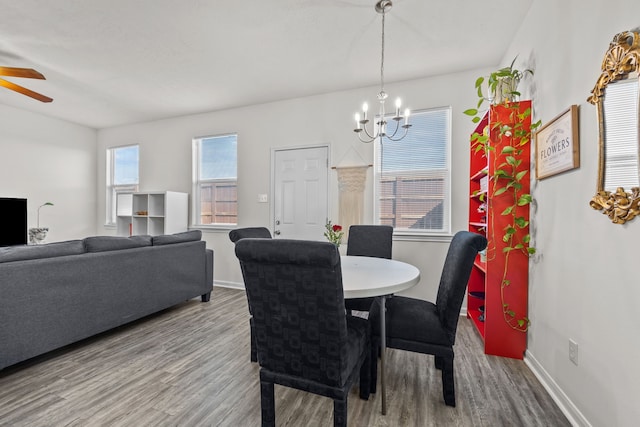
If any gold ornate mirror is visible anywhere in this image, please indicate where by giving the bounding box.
[588,30,640,224]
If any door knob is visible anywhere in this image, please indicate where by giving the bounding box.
[274,230,281,235]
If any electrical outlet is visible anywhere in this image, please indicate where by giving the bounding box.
[569,339,579,365]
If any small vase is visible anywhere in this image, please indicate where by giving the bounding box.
[492,76,519,105]
[28,227,48,245]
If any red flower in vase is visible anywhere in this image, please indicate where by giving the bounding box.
[324,221,344,247]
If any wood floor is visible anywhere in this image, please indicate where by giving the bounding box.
[0,287,570,427]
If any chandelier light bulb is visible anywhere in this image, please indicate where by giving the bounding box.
[395,98,401,117]
[355,113,361,129]
[404,108,411,125]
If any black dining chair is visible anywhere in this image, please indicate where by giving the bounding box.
[344,225,393,314]
[369,230,487,406]
[234,238,371,427]
[229,227,272,244]
[229,227,272,362]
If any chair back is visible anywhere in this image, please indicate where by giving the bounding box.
[346,225,393,259]
[235,238,353,387]
[229,227,272,243]
[435,231,488,344]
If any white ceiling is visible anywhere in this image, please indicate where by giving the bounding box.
[0,0,532,129]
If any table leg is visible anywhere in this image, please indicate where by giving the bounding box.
[380,295,387,415]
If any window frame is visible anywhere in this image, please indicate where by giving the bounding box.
[105,144,139,226]
[373,106,452,237]
[192,133,238,229]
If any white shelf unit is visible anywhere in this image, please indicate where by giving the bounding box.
[116,191,188,236]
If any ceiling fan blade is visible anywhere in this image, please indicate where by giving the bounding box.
[0,78,53,102]
[0,66,46,79]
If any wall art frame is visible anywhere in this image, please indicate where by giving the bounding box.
[535,105,580,180]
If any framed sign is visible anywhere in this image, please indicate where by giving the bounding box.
[535,105,580,179]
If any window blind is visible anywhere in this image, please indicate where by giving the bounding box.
[375,107,451,233]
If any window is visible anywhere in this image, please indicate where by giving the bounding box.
[374,107,451,234]
[106,144,139,224]
[193,134,238,226]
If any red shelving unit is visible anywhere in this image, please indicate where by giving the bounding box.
[467,101,531,359]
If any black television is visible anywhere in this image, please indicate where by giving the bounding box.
[0,197,27,246]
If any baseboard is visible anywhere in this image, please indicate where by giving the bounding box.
[524,350,591,427]
[214,280,245,290]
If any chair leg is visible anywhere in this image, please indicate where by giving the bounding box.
[333,398,348,427]
[434,355,443,370]
[260,380,276,427]
[250,319,257,363]
[370,339,378,394]
[441,356,456,407]
[359,346,371,400]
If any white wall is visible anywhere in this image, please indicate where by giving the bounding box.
[97,69,485,301]
[507,1,640,426]
[0,104,97,242]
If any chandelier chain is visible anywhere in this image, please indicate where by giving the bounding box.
[380,10,385,94]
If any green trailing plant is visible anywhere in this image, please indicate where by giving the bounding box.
[464,59,540,332]
[490,106,539,332]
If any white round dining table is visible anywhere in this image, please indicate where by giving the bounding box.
[341,255,421,299]
[340,255,421,415]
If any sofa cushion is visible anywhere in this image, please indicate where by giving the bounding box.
[84,235,152,252]
[152,230,202,246]
[0,240,85,263]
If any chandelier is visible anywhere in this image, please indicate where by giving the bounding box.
[354,0,411,143]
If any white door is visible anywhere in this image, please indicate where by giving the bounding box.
[273,146,328,240]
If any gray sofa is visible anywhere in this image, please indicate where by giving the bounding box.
[0,230,213,370]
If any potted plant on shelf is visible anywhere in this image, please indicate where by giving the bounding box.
[464,58,540,333]
[29,202,54,244]
[465,56,534,123]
